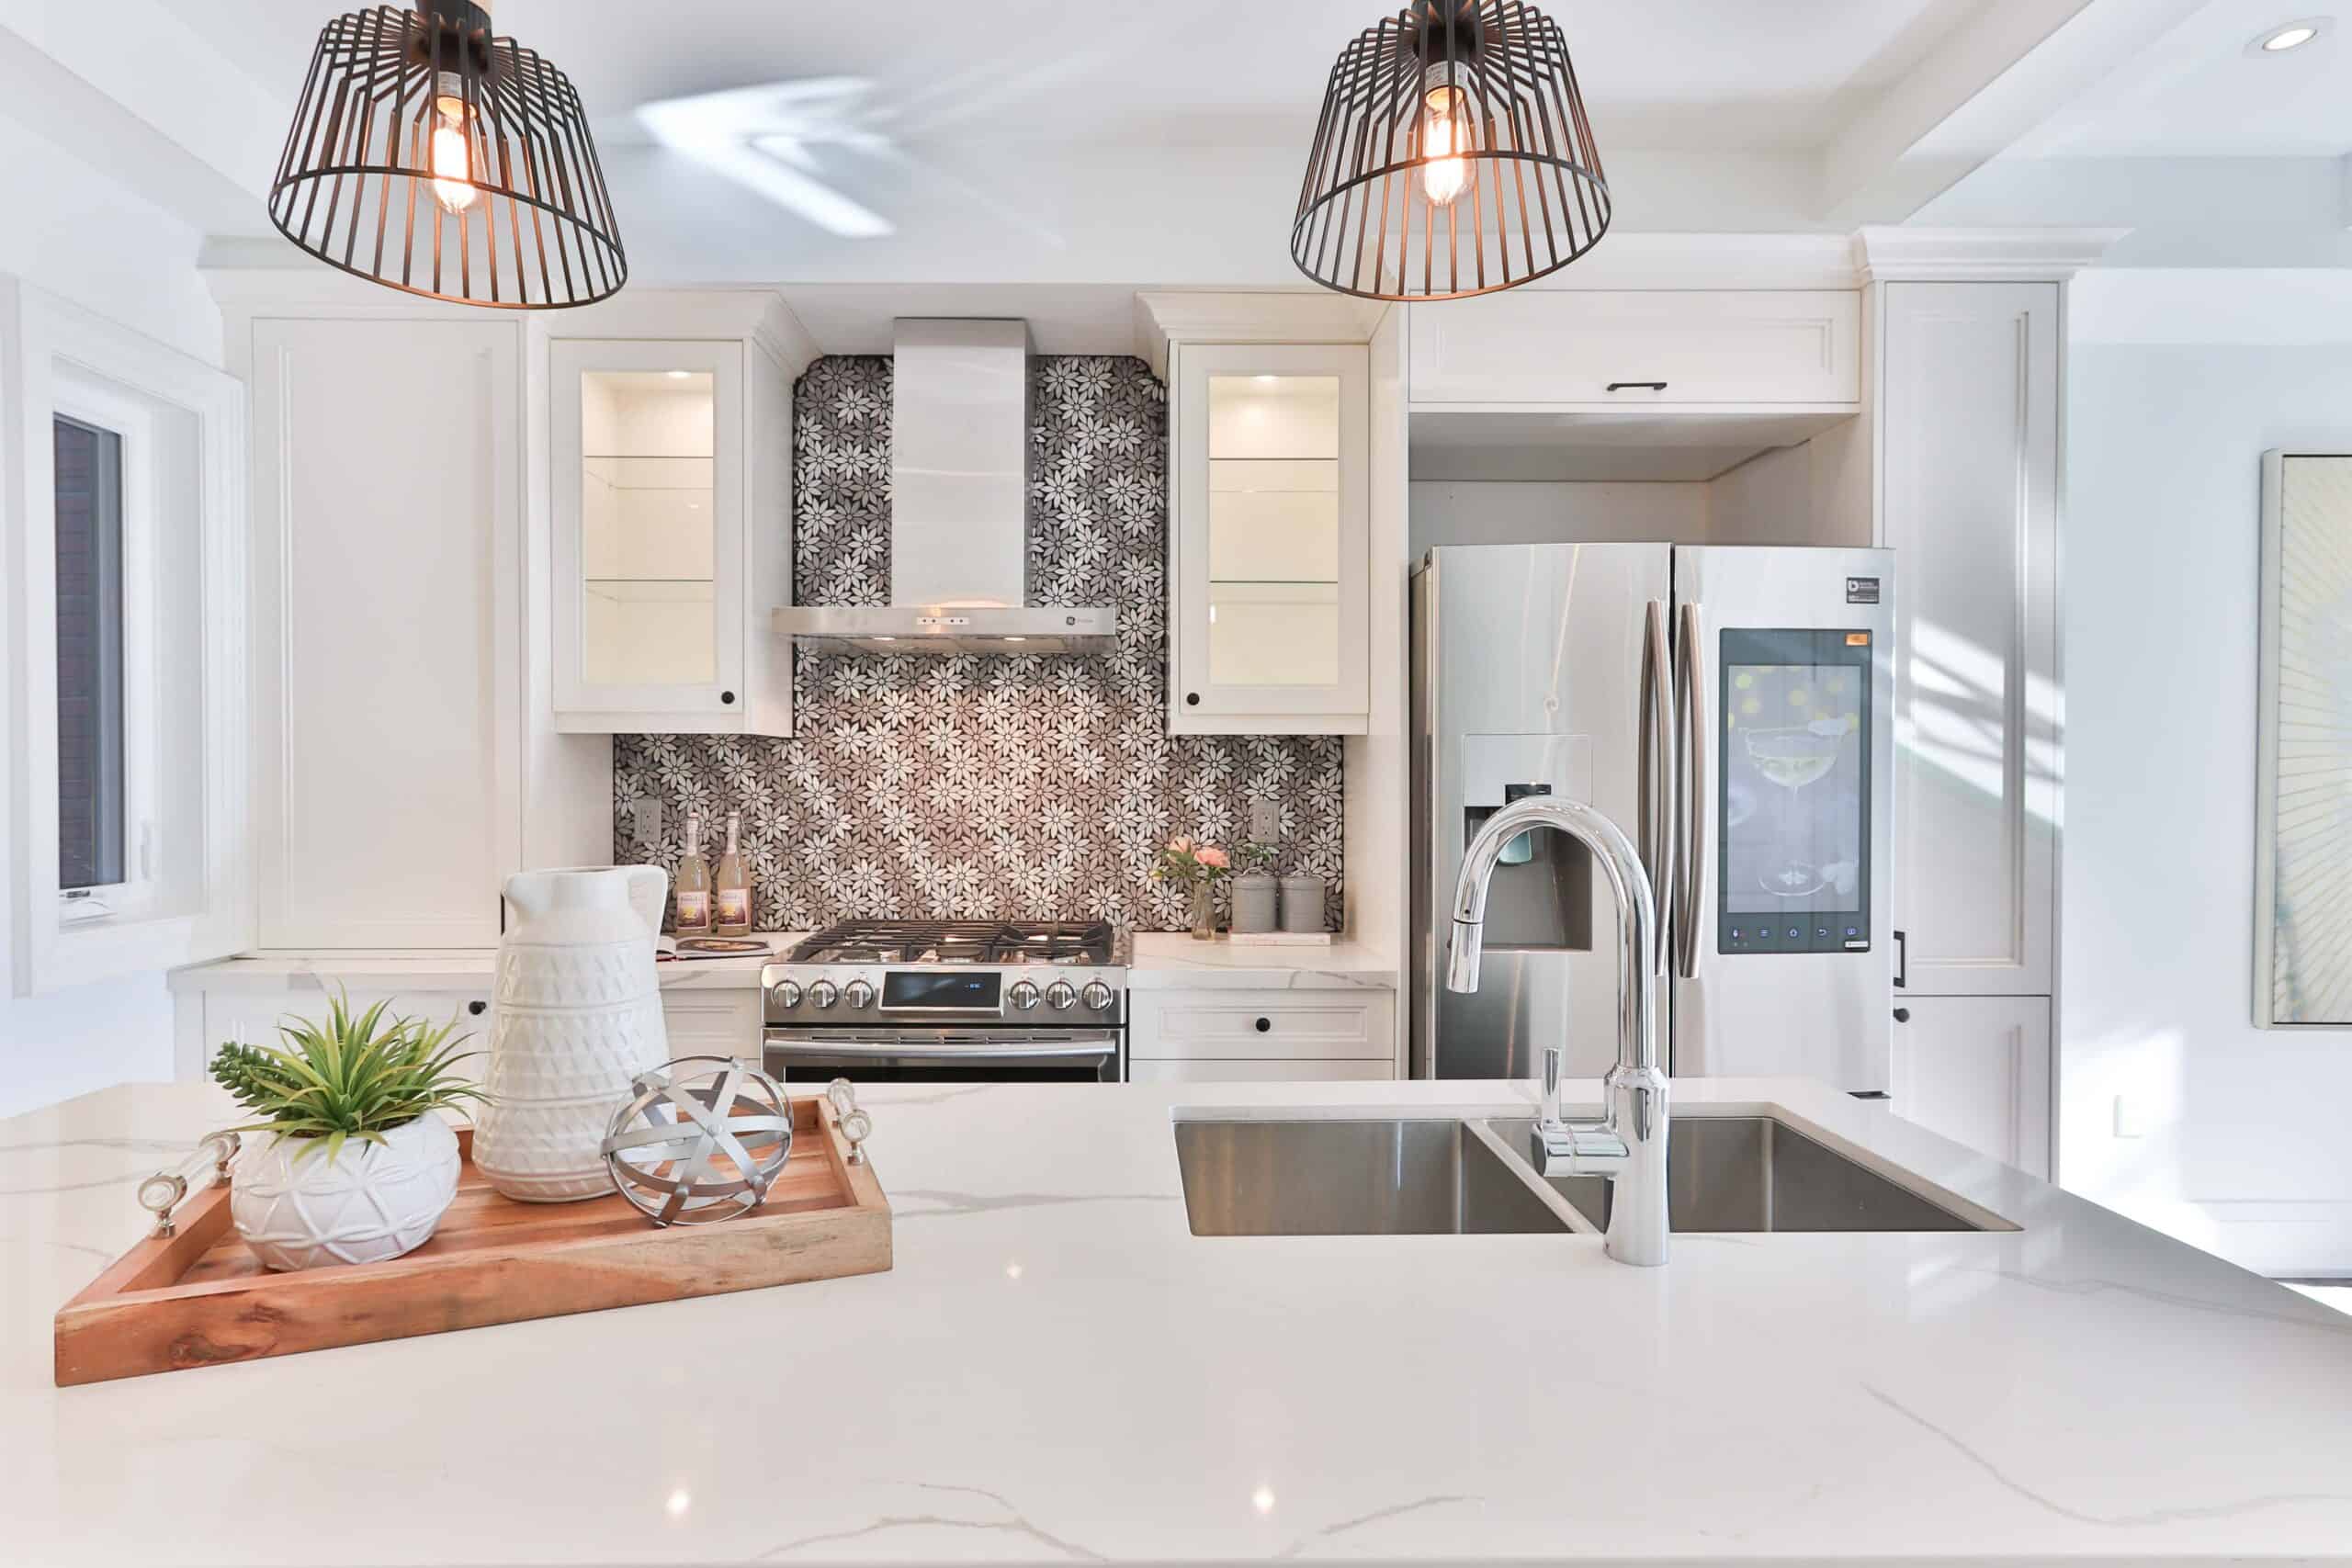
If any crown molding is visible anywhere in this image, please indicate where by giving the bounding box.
[1851,227,2132,284]
[1133,291,1390,378]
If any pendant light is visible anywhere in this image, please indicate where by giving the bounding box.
[1293,0,1608,302]
[268,1,626,308]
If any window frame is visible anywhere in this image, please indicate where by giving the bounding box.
[2,279,250,997]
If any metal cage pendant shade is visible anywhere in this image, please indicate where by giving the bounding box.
[269,0,626,308]
[1294,0,1609,302]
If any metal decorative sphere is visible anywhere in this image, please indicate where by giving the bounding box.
[601,1057,793,1226]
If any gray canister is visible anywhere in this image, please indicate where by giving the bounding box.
[1230,874,1279,934]
[1278,874,1327,933]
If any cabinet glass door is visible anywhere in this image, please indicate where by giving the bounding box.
[584,369,715,686]
[553,341,742,716]
[1176,344,1367,724]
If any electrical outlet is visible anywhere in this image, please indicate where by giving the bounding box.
[629,796,664,847]
[1247,797,1282,842]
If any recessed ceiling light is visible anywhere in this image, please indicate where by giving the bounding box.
[666,369,692,380]
[2251,17,2330,52]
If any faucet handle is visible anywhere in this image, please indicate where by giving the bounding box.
[1540,1046,1564,1127]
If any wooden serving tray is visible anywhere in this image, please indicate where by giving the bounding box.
[55,1096,890,1385]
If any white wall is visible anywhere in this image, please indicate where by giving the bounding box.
[0,106,220,1113]
[2063,270,2352,1277]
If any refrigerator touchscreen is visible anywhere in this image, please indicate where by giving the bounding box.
[1718,628,1872,954]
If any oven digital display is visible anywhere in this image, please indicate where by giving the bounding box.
[881,972,1002,1010]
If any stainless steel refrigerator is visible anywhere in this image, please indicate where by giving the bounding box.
[1412,544,1896,1092]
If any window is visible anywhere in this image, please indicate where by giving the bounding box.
[2,279,249,998]
[52,415,127,898]
[45,377,159,929]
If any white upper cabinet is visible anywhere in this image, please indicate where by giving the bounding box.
[1882,281,2060,998]
[548,336,793,736]
[1407,290,1861,408]
[251,318,522,950]
[1171,343,1369,733]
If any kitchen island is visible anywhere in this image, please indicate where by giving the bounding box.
[6,1075,2349,1565]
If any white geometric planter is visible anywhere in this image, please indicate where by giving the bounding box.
[229,1114,461,1272]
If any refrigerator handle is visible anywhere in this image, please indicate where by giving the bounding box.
[1675,601,1706,979]
[1637,600,1673,975]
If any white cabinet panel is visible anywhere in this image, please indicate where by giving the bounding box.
[1882,282,2060,996]
[1408,291,1861,408]
[200,987,496,1082]
[1891,995,2051,1179]
[1171,344,1369,732]
[1131,1058,1396,1084]
[252,319,521,950]
[1130,989,1396,1063]
[661,990,760,1066]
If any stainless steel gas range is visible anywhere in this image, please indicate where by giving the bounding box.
[760,920,1129,1084]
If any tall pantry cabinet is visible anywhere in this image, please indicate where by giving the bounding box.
[239,310,557,949]
[219,281,815,958]
[1862,236,2103,1181]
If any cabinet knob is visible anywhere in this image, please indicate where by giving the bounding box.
[468,1000,487,1017]
[1892,1007,1911,1023]
[1185,693,1201,706]
[720,690,737,705]
[1254,1016,1272,1033]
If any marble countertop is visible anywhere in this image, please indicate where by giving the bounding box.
[170,932,1399,995]
[1123,932,1396,989]
[7,1075,2350,1565]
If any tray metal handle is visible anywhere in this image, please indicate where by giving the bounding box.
[137,1132,240,1238]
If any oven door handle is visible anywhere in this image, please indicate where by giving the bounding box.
[763,1033,1121,1061]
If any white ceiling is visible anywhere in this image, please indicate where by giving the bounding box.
[12,0,2350,297]
[2007,0,2352,156]
[218,1,1988,156]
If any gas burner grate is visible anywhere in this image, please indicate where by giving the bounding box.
[787,920,1118,967]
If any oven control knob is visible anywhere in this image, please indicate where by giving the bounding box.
[843,979,875,1010]
[809,980,839,1010]
[771,979,803,1010]
[1080,981,1114,1011]
[1009,980,1040,1010]
[1045,981,1078,1011]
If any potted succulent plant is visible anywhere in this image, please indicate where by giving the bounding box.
[210,992,481,1271]
[1151,835,1232,941]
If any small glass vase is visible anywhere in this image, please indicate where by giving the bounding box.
[1188,879,1217,941]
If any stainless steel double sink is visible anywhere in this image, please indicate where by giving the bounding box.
[1173,1114,1996,1236]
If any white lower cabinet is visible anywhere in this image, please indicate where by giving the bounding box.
[1890,995,2051,1179]
[659,991,762,1066]
[190,987,497,1079]
[1128,988,1396,1080]
[1130,1058,1396,1084]
[182,984,761,1083]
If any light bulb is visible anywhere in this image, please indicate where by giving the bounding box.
[429,96,478,214]
[1421,85,1469,207]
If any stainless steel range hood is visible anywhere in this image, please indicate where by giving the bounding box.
[773,319,1117,656]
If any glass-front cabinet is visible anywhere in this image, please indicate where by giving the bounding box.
[550,337,792,735]
[1171,343,1369,734]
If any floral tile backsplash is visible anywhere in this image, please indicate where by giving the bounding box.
[612,355,1344,932]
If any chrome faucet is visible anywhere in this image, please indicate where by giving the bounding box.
[1445,796,1670,1267]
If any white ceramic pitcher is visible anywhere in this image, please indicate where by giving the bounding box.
[472,865,672,1201]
